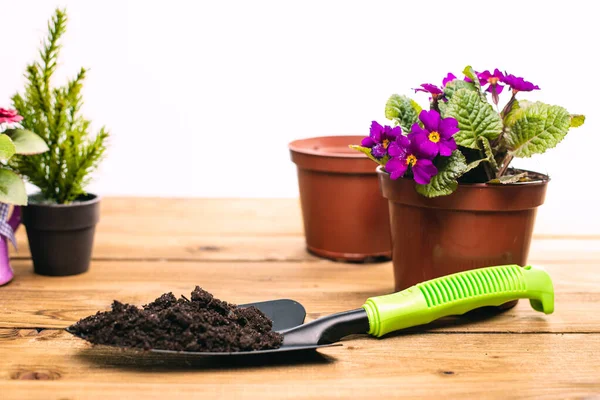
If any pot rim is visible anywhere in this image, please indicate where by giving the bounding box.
[376,166,550,187]
[289,135,367,159]
[26,192,101,208]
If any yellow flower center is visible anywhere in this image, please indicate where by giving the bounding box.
[406,154,417,166]
[382,139,390,149]
[488,77,499,85]
[428,131,440,143]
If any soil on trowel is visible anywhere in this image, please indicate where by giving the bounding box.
[68,286,283,352]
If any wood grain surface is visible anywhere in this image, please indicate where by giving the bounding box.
[1,329,598,399]
[1,198,599,399]
[10,198,600,262]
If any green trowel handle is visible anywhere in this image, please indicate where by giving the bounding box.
[362,265,554,338]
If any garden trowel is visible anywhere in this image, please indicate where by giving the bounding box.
[69,264,554,356]
[152,264,554,356]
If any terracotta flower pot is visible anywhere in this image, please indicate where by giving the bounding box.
[378,166,549,291]
[290,136,391,261]
[22,193,100,276]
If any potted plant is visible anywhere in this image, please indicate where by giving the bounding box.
[0,109,49,285]
[289,136,391,261]
[10,9,109,276]
[352,66,585,291]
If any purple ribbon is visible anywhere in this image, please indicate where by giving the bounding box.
[0,203,17,249]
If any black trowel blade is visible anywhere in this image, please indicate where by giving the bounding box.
[241,299,306,332]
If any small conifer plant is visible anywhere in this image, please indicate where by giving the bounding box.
[11,8,108,204]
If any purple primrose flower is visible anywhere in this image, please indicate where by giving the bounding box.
[478,69,505,104]
[414,83,443,96]
[414,72,472,102]
[502,74,540,92]
[442,73,457,87]
[409,110,458,158]
[361,121,402,158]
[415,73,464,100]
[445,72,476,85]
[385,136,438,184]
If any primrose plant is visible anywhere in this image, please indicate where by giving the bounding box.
[352,66,586,197]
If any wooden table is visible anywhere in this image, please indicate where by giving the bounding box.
[1,198,599,399]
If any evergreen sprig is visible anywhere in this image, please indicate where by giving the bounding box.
[11,8,108,204]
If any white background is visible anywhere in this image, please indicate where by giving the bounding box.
[1,0,597,235]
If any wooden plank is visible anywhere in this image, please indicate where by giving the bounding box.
[76,197,304,236]
[1,260,598,332]
[11,232,600,265]
[10,198,600,261]
[12,232,321,262]
[60,197,600,239]
[13,231,600,263]
[1,329,598,399]
[11,197,305,260]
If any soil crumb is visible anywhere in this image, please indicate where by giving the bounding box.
[69,287,283,352]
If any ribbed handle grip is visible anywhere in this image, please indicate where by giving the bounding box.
[362,265,554,337]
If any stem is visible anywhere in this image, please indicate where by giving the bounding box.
[491,85,500,106]
[491,91,518,149]
[480,150,494,181]
[500,91,517,119]
[431,96,440,113]
[497,154,514,178]
[493,90,519,177]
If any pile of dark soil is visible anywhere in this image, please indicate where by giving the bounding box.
[69,287,283,352]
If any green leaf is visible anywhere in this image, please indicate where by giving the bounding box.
[6,129,49,155]
[488,172,528,184]
[443,79,476,99]
[504,100,533,126]
[465,158,487,173]
[0,135,16,163]
[570,114,585,128]
[445,89,503,149]
[385,94,420,132]
[504,102,571,158]
[504,100,520,125]
[0,168,27,205]
[410,99,423,115]
[479,137,498,170]
[416,150,467,198]
[437,100,448,117]
[462,65,486,102]
[462,66,476,81]
[349,145,387,166]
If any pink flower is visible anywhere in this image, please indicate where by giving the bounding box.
[0,109,23,124]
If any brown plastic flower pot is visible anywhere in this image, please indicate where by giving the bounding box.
[290,136,391,261]
[378,166,549,291]
[22,193,100,276]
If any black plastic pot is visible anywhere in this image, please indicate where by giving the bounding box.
[22,193,100,276]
